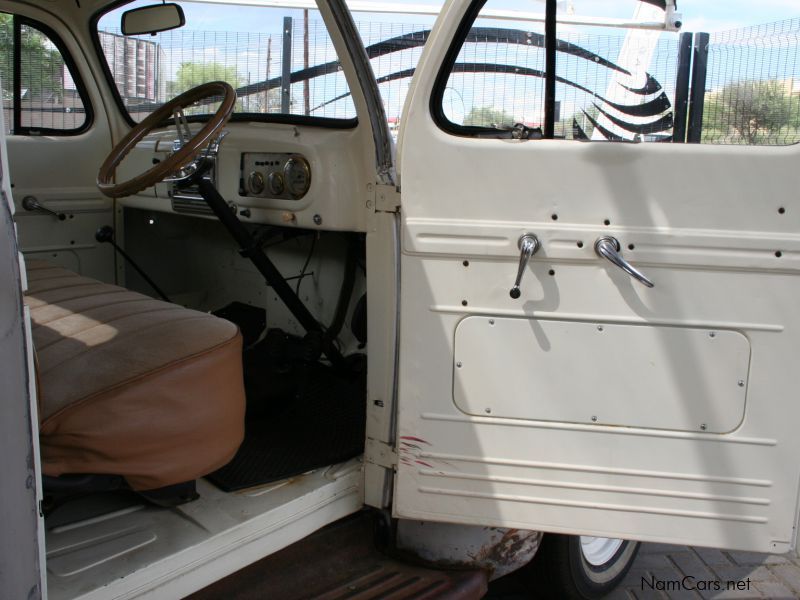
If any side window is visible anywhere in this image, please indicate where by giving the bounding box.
[436,1,800,146]
[436,0,680,141]
[0,13,90,135]
[1,15,10,131]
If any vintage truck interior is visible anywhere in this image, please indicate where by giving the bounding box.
[5,0,390,597]
[7,0,800,597]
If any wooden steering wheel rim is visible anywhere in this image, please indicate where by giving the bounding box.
[97,81,236,199]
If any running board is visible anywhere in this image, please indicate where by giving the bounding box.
[189,512,489,600]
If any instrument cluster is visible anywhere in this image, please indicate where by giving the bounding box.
[240,153,312,201]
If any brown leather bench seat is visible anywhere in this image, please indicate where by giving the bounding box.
[25,260,246,492]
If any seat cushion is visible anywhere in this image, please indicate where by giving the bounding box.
[26,260,246,491]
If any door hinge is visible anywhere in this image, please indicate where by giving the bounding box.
[368,183,401,213]
[365,437,397,469]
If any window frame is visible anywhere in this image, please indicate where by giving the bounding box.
[5,13,94,136]
[431,0,550,138]
[89,0,359,131]
[428,0,561,139]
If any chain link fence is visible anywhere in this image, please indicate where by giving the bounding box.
[3,10,800,147]
[701,18,800,145]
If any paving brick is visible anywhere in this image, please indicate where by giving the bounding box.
[669,551,716,579]
[752,580,795,599]
[639,568,702,598]
[619,567,651,589]
[640,544,684,555]
[709,565,773,584]
[605,588,636,600]
[693,547,734,569]
[661,586,703,599]
[698,588,759,600]
[631,580,669,600]
[635,552,680,571]
[769,563,800,593]
[620,570,651,596]
[764,555,790,565]
[696,577,761,600]
[726,551,787,567]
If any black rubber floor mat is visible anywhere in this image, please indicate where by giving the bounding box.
[207,362,366,492]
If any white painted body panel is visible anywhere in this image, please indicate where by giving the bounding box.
[0,72,48,597]
[394,0,800,553]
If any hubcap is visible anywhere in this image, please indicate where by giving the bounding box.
[580,536,624,567]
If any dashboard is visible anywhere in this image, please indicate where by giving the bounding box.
[116,121,374,232]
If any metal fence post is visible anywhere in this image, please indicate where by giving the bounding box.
[687,32,710,143]
[672,31,693,143]
[281,16,292,114]
[542,0,557,139]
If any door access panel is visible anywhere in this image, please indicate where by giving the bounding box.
[453,317,750,434]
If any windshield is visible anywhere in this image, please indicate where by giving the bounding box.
[95,1,356,124]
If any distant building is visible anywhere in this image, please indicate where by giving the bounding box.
[782,77,800,96]
[94,31,167,105]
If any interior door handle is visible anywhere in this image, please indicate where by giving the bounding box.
[595,236,654,288]
[509,233,540,299]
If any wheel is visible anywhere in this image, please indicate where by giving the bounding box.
[523,534,640,599]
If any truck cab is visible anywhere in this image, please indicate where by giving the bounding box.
[2,1,800,598]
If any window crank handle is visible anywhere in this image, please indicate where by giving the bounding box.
[509,233,540,299]
[22,196,66,221]
[595,236,654,288]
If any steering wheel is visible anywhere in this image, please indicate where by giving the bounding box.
[97,81,236,198]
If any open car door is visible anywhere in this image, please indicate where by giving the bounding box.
[0,77,46,598]
[394,0,800,553]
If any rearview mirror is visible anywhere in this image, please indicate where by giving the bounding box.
[121,3,185,36]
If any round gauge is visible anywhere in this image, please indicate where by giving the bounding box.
[283,156,311,199]
[247,171,265,195]
[267,171,285,196]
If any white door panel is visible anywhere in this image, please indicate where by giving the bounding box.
[395,3,800,553]
[9,135,115,283]
[5,5,115,283]
[397,239,799,552]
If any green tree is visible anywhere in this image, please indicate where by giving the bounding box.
[168,61,244,113]
[464,106,516,128]
[168,61,242,97]
[703,79,797,144]
[0,14,11,95]
[0,14,64,101]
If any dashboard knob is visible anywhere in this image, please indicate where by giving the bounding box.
[247,171,265,195]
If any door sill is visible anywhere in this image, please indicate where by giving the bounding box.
[45,459,363,600]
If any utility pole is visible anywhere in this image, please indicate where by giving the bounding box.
[303,8,310,115]
[281,16,291,114]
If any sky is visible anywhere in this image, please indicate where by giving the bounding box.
[354,0,800,32]
[101,0,800,36]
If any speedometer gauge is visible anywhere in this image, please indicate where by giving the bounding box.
[283,156,311,199]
